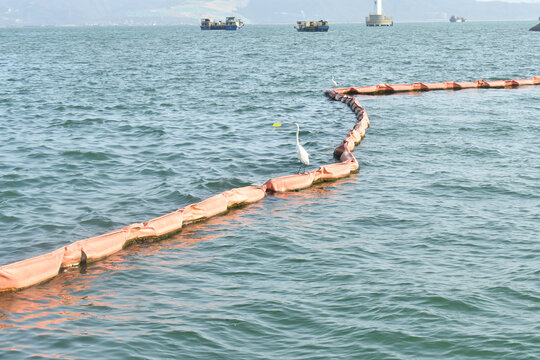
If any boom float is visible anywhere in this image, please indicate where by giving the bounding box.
[1,77,538,293]
[332,77,540,96]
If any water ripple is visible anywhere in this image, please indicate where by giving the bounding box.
[0,23,539,360]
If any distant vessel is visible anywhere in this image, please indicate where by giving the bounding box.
[200,17,244,30]
[366,0,393,27]
[295,20,329,32]
[449,15,466,23]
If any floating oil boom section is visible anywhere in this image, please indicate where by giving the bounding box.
[0,76,539,293]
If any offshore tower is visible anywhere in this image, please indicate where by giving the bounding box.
[365,0,393,26]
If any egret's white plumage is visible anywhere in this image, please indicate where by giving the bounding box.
[331,75,338,87]
[293,122,309,173]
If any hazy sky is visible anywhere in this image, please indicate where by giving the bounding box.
[1,0,540,26]
[478,0,540,2]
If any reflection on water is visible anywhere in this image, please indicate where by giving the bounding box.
[0,264,130,331]
[270,174,357,201]
[0,178,350,330]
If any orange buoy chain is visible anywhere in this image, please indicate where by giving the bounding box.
[0,77,537,293]
[332,77,540,96]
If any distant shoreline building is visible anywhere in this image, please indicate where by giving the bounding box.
[366,0,393,27]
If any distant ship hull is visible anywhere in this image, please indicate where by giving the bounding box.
[295,20,329,32]
[200,25,243,31]
[296,26,329,32]
[200,17,244,31]
[449,16,466,23]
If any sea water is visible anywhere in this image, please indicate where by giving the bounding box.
[0,22,539,359]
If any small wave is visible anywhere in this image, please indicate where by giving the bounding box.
[487,285,540,303]
[139,167,177,177]
[419,294,485,313]
[203,178,250,192]
[60,117,106,127]
[428,181,535,199]
[61,150,112,161]
[0,213,20,222]
[75,213,117,229]
[132,125,166,137]
[105,104,128,110]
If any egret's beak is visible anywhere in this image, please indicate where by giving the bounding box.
[273,123,282,127]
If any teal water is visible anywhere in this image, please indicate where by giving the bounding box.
[1,22,539,359]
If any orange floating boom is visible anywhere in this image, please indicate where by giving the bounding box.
[332,77,540,95]
[1,76,537,293]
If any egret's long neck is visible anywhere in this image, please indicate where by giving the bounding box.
[295,124,300,145]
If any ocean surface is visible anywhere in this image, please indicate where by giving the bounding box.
[0,22,539,359]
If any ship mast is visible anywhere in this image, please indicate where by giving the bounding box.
[375,0,382,15]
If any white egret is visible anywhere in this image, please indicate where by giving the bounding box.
[293,122,309,173]
[272,122,310,173]
[331,75,338,87]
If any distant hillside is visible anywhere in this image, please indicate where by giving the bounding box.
[0,0,197,26]
[0,0,539,26]
[383,0,540,22]
[242,0,540,23]
[241,0,371,24]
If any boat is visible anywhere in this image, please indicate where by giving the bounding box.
[449,15,466,23]
[366,0,393,27]
[200,17,244,30]
[530,17,540,31]
[295,20,329,32]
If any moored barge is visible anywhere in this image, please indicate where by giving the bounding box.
[201,17,244,30]
[295,20,329,32]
